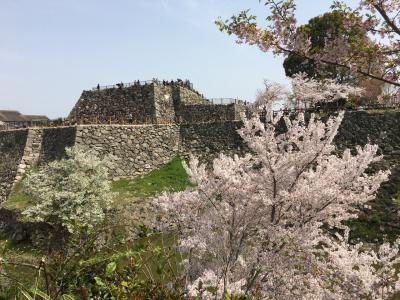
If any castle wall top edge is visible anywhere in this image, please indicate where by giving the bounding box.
[90,79,197,92]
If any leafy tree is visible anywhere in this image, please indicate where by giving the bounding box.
[283,11,367,83]
[22,146,114,234]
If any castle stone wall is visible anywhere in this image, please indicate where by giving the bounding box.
[75,124,180,177]
[325,111,400,205]
[39,127,77,163]
[68,82,209,124]
[152,84,209,122]
[333,112,400,238]
[0,129,28,202]
[178,86,208,105]
[15,129,43,181]
[178,104,253,123]
[179,121,246,162]
[153,85,177,122]
[2,110,400,225]
[179,104,236,123]
[68,84,156,123]
[15,127,77,181]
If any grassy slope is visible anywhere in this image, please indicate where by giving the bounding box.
[2,179,31,211]
[111,156,191,205]
[2,156,191,210]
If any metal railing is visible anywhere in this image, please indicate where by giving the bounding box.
[0,121,49,131]
[207,98,249,105]
[0,123,14,131]
[67,115,238,126]
[91,79,194,91]
[271,103,400,117]
[92,80,154,91]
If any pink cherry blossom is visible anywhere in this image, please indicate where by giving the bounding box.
[217,0,400,87]
[155,103,400,298]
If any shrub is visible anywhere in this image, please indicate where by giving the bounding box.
[22,146,114,234]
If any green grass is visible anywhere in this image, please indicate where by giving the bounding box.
[111,156,191,204]
[2,156,191,210]
[1,179,32,211]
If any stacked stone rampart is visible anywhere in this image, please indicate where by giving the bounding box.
[153,84,176,121]
[178,87,208,105]
[179,104,246,123]
[68,82,210,124]
[180,121,245,160]
[0,129,28,202]
[40,127,77,162]
[69,84,156,123]
[15,128,43,181]
[75,124,180,177]
[2,111,400,221]
[182,104,231,123]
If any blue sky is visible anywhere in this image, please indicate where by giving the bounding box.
[1,0,359,118]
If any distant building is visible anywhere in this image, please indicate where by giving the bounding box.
[0,110,49,130]
[23,114,50,125]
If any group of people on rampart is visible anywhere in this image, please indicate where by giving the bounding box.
[95,78,205,98]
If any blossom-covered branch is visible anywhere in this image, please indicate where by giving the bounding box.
[291,72,364,107]
[216,0,400,87]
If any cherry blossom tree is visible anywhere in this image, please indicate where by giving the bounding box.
[378,83,400,104]
[216,0,400,88]
[255,80,288,107]
[155,110,400,299]
[254,80,288,121]
[291,72,364,108]
[255,74,363,114]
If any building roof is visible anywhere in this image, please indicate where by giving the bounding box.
[23,115,49,121]
[0,110,26,122]
[0,110,49,122]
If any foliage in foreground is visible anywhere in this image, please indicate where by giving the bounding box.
[0,229,186,299]
[22,146,114,233]
[0,155,191,299]
[155,110,400,299]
